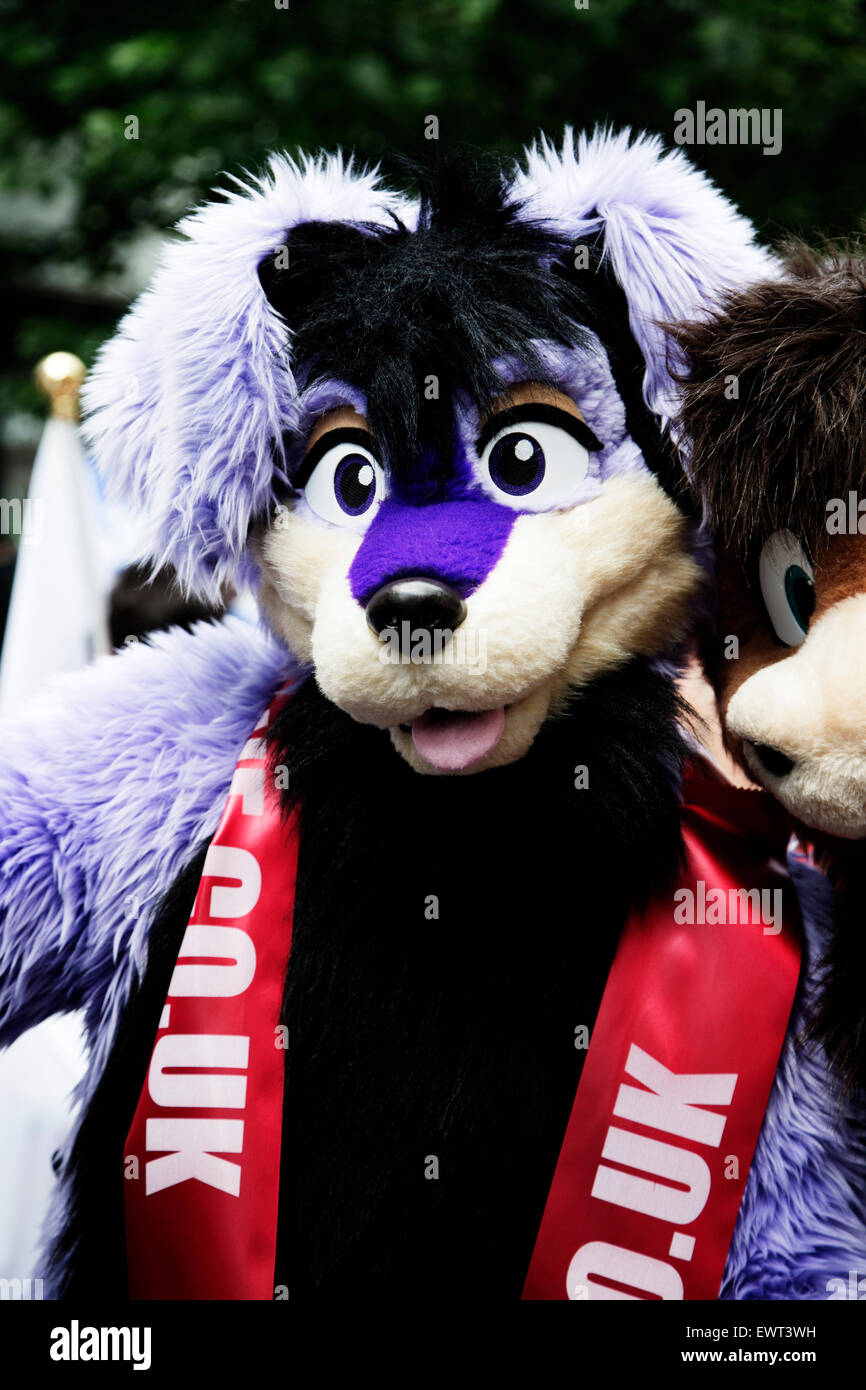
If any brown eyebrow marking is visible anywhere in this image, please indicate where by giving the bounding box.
[304,405,370,455]
[294,425,379,490]
[479,380,587,430]
[476,396,602,456]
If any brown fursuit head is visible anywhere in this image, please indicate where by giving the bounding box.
[669,243,866,1085]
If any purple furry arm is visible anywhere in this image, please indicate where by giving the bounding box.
[0,617,299,1053]
[721,853,866,1298]
[0,755,86,1044]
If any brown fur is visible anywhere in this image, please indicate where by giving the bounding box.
[712,534,866,751]
[670,242,866,554]
[670,246,866,1087]
[708,542,866,1083]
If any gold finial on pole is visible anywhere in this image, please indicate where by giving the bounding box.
[34,352,86,422]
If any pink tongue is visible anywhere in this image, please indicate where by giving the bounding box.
[411,707,506,771]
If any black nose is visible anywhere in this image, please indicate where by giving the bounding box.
[365,577,467,648]
[752,742,795,778]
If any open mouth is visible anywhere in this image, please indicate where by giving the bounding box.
[401,706,507,771]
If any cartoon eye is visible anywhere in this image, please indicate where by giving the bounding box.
[300,430,386,531]
[475,408,601,512]
[758,529,816,647]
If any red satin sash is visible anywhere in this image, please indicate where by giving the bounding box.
[125,702,800,1301]
[124,685,296,1299]
[522,772,801,1300]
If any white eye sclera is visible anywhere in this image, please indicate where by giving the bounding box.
[758,529,816,647]
[302,437,386,531]
[475,410,599,512]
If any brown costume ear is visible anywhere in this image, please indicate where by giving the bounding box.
[669,242,866,554]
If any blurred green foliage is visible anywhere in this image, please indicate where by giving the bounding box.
[1,0,865,420]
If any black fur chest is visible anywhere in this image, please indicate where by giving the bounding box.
[274,758,624,1297]
[53,660,685,1300]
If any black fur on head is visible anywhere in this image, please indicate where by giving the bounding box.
[258,148,682,501]
[669,242,866,553]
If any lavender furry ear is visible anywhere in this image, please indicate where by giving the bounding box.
[507,128,775,422]
[81,153,408,601]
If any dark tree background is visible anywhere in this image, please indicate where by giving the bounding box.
[1,0,864,424]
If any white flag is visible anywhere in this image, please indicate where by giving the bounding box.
[0,411,101,1279]
[0,416,111,713]
[0,1014,88,1284]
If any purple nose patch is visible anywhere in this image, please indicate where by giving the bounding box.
[349,497,517,605]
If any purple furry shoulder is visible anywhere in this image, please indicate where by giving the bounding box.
[721,852,866,1299]
[0,617,298,1069]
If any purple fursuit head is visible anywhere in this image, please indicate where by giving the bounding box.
[1,128,861,1301]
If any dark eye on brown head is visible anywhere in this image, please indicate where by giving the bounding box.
[758,529,816,646]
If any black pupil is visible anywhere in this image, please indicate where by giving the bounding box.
[785,566,815,630]
[338,455,375,512]
[491,432,542,492]
[500,438,536,487]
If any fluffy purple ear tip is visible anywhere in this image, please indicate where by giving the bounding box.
[82,129,774,604]
[81,150,409,603]
[509,127,776,419]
